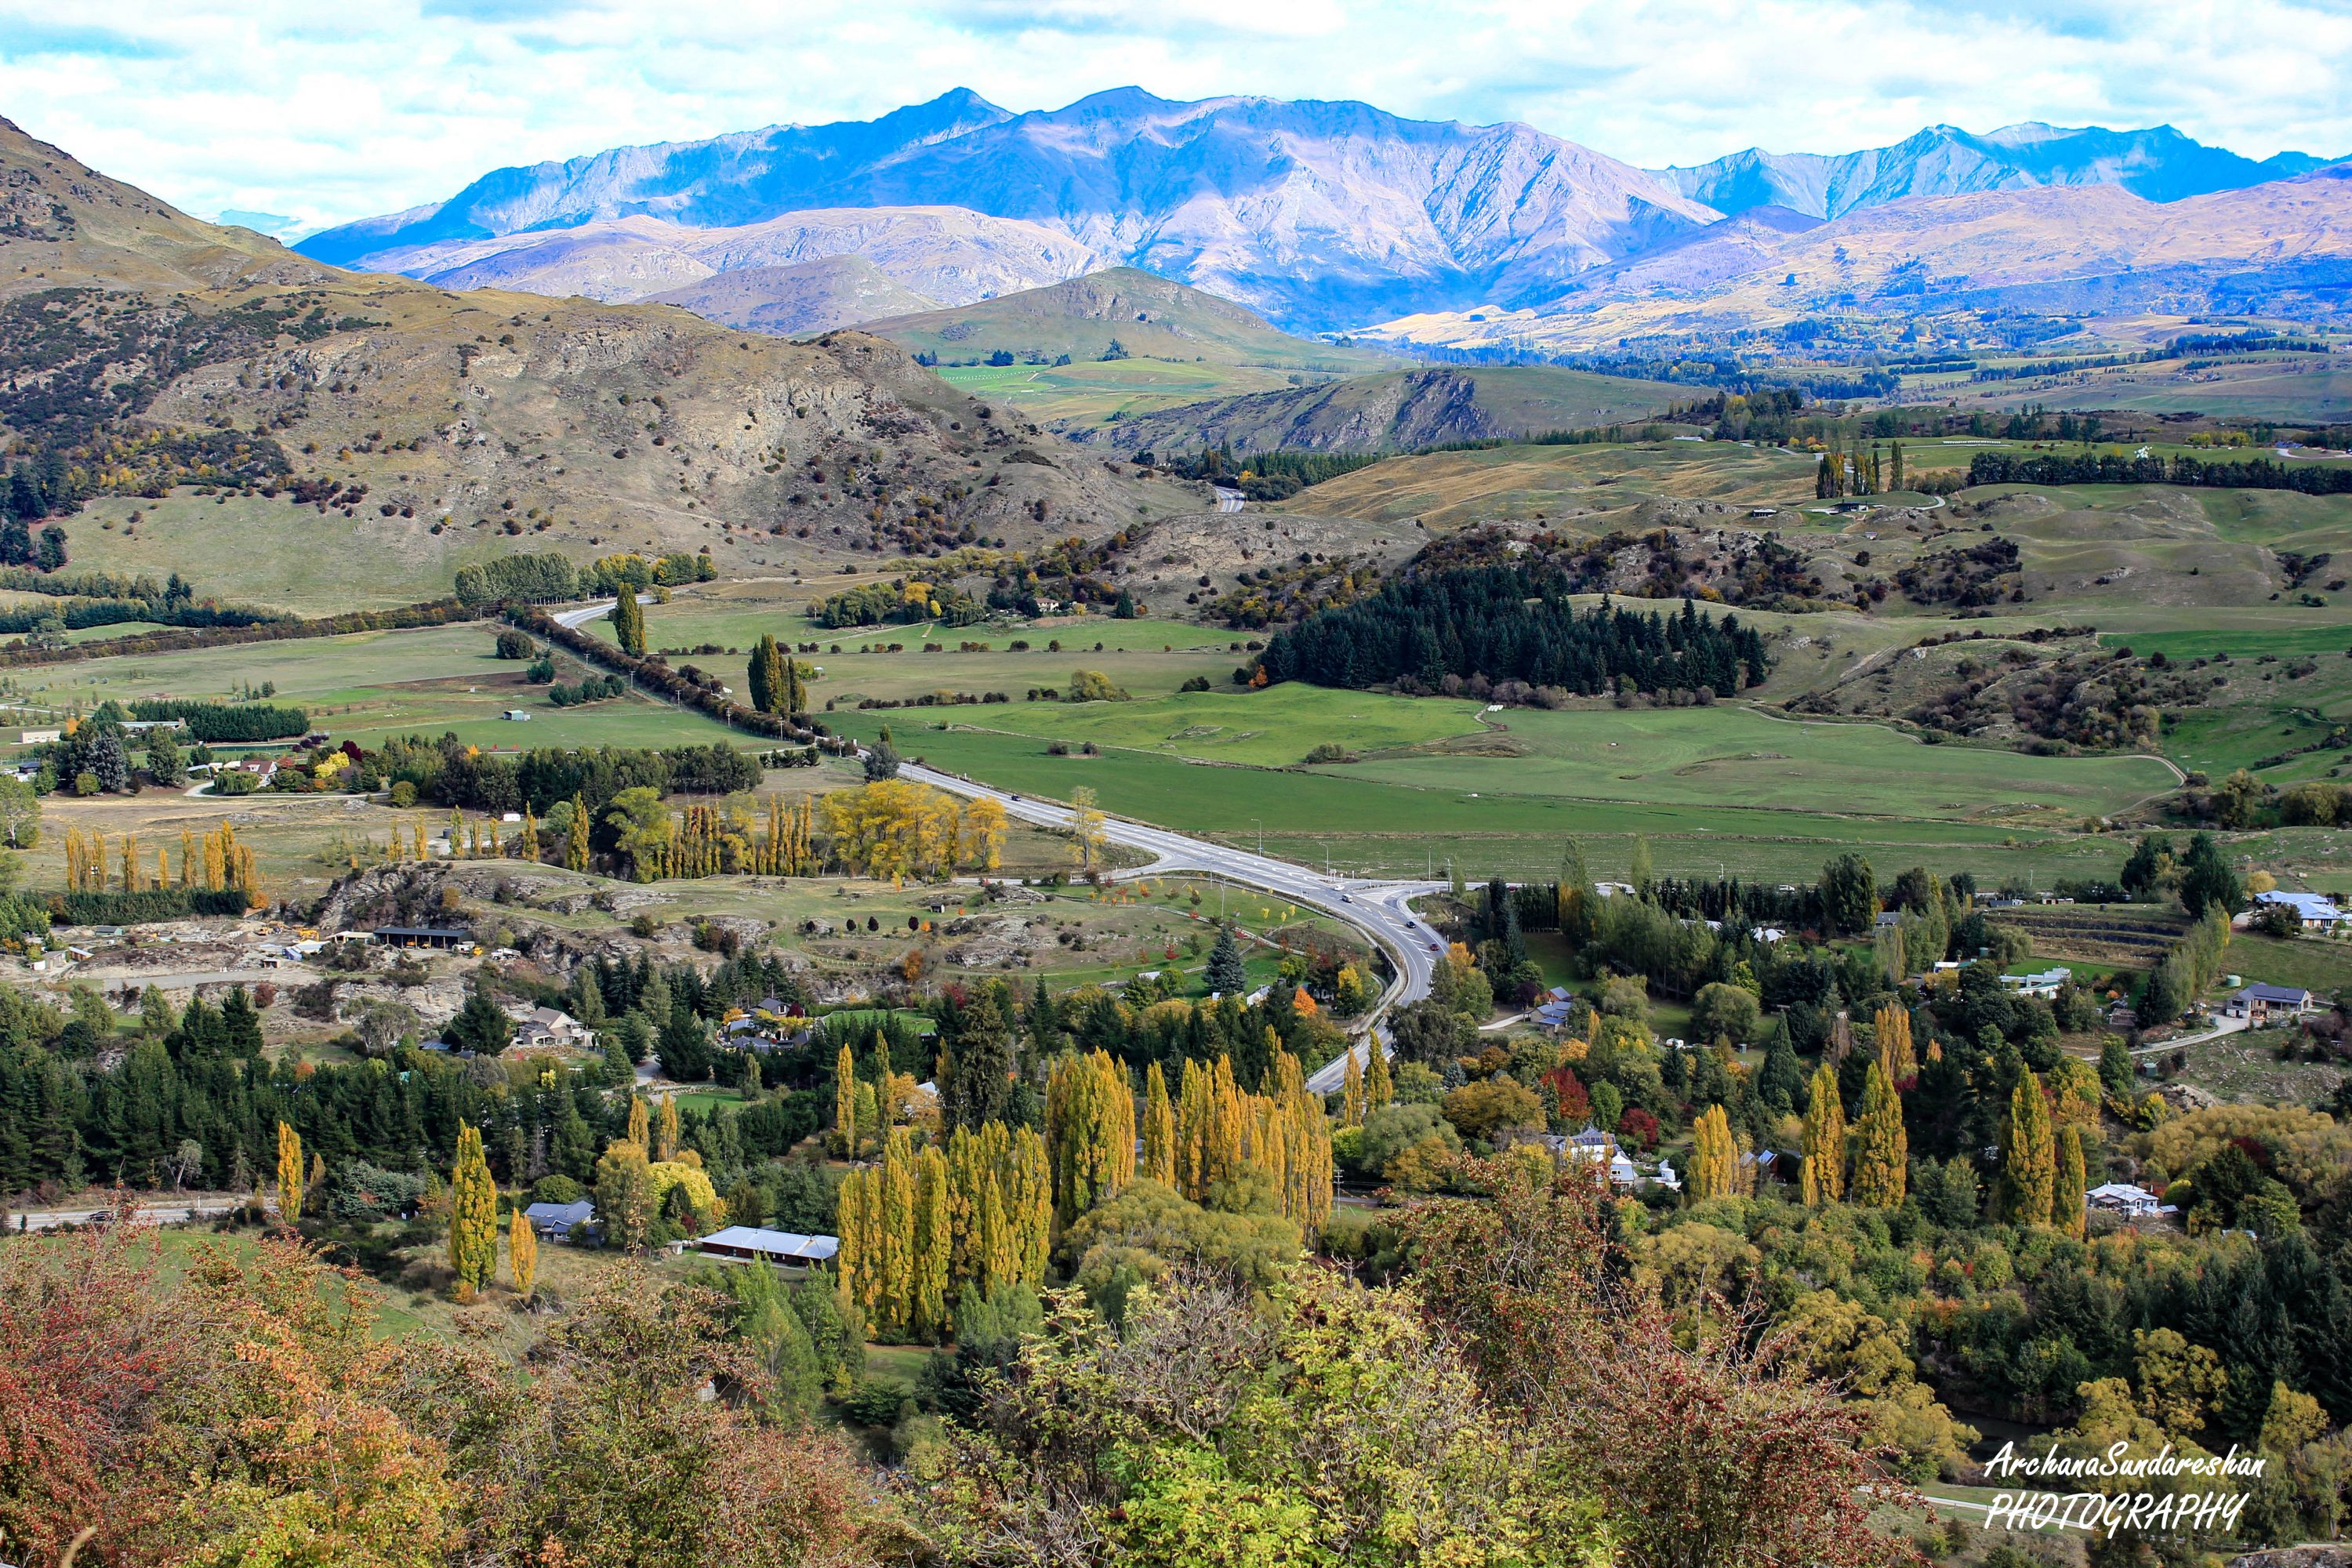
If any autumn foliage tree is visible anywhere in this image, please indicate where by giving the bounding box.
[448,1120,498,1298]
[1406,1157,1921,1568]
[1849,1060,1907,1209]
[1799,1063,1845,1205]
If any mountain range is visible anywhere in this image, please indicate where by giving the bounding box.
[300,89,2345,336]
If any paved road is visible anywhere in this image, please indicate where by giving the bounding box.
[535,597,1445,1097]
[12,1198,242,1231]
[1212,486,1246,514]
[895,759,1439,1093]
[553,595,644,631]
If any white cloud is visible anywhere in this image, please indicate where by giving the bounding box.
[3,0,2346,231]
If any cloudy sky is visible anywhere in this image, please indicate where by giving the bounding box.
[5,0,2349,235]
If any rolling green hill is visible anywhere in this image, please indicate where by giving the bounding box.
[861,267,1395,424]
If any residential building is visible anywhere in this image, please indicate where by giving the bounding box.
[524,1199,595,1238]
[691,1226,842,1266]
[2001,967,2073,1000]
[508,1006,592,1051]
[2250,891,2344,930]
[2223,983,2318,1025]
[2086,1182,2165,1218]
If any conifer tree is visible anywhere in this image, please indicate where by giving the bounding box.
[510,1203,538,1300]
[448,1120,498,1298]
[1142,1061,1176,1183]
[1205,924,1247,996]
[2002,1070,2056,1226]
[1799,1062,1846,1205]
[2055,1121,2087,1240]
[1850,1061,1907,1207]
[274,1120,304,1222]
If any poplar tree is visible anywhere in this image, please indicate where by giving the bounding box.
[564,793,590,871]
[1872,1002,1915,1083]
[1142,1062,1176,1183]
[1690,1105,1737,1200]
[2003,1071,2056,1226]
[1850,1061,1907,1208]
[1045,1049,1135,1223]
[2056,1122,2088,1240]
[274,1120,304,1223]
[1364,1042,1393,1114]
[510,1203,539,1300]
[749,634,787,715]
[833,1045,858,1156]
[1340,1049,1365,1127]
[656,1092,680,1163]
[448,1120,498,1298]
[610,590,645,656]
[912,1143,951,1340]
[625,1094,649,1152]
[1798,1064,1844,1205]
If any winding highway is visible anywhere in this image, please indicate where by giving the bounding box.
[549,596,1432,1092]
[898,759,1435,1094]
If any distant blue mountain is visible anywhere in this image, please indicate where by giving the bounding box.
[299,95,2338,332]
[1649,122,2336,220]
[297,88,1720,330]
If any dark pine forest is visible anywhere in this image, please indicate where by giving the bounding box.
[1257,563,1772,697]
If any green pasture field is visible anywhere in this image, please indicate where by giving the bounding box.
[58,493,548,615]
[6,622,746,756]
[834,707,2147,885]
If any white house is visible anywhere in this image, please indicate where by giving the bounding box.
[2087,1182,2164,1218]
[2000,967,2073,1000]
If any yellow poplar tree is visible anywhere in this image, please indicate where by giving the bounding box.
[510,1203,539,1299]
[625,1094,650,1152]
[1690,1105,1737,1200]
[1873,1002,1916,1083]
[275,1120,304,1223]
[912,1143,952,1340]
[1046,1049,1135,1224]
[565,793,591,870]
[833,1045,858,1156]
[656,1092,680,1163]
[2003,1071,2057,1226]
[1799,1064,1845,1205]
[1142,1062,1176,1185]
[448,1121,499,1298]
[1341,1049,1365,1127]
[1850,1061,1908,1208]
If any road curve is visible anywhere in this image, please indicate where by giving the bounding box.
[531,599,1435,1098]
[895,758,1435,1094]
